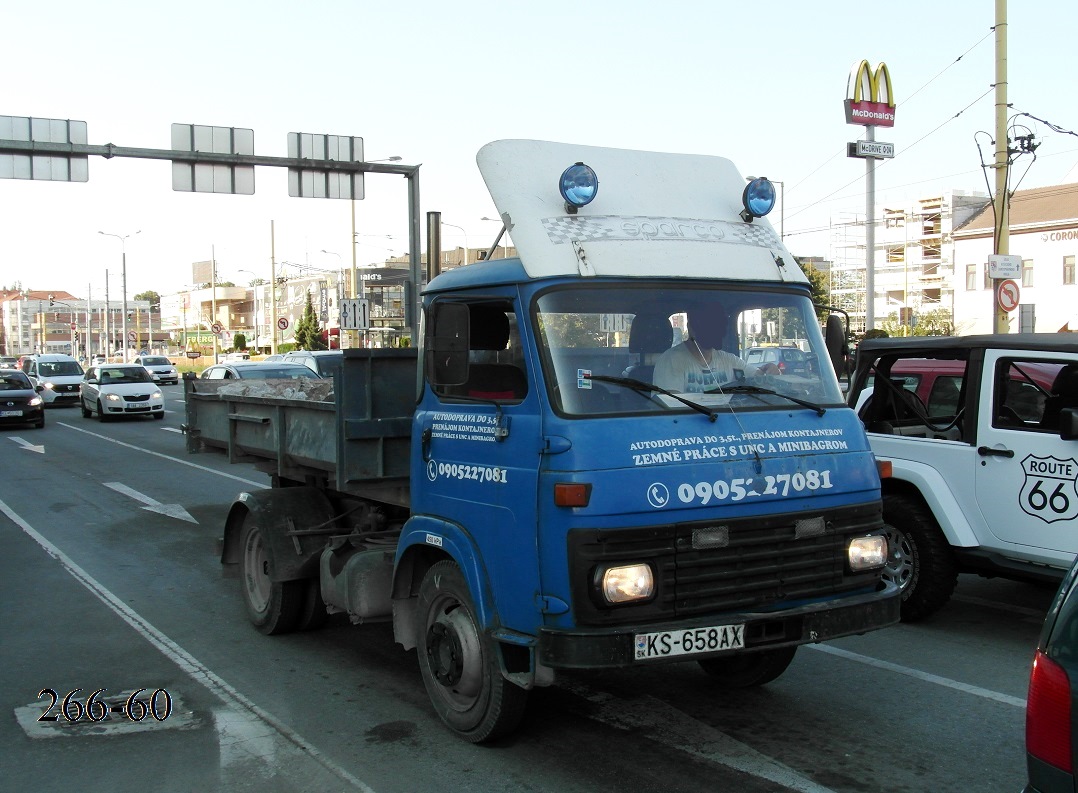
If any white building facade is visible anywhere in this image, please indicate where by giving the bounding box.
[952,183,1078,334]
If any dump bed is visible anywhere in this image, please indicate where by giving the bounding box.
[184,349,417,507]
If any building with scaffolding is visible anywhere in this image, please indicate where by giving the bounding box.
[826,190,990,334]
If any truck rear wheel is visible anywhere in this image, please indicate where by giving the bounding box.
[416,560,528,743]
[698,646,797,687]
[240,516,303,635]
[882,494,957,621]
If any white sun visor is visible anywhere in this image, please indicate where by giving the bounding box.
[476,139,805,285]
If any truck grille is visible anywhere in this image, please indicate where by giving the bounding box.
[566,501,882,627]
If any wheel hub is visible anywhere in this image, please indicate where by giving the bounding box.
[882,525,914,591]
[426,623,464,686]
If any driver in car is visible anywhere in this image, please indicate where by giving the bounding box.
[653,306,779,393]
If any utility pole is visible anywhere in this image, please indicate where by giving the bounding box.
[992,0,1011,333]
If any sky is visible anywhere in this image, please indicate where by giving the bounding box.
[2,0,1076,303]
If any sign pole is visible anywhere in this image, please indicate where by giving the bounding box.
[992,0,1011,334]
[865,125,876,330]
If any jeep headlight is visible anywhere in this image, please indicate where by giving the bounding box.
[598,563,655,604]
[848,535,887,571]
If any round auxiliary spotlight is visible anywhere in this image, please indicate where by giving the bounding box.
[741,177,777,221]
[559,162,599,212]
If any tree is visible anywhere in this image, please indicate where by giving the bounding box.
[232,332,247,351]
[796,259,830,309]
[880,307,954,338]
[134,290,161,306]
[293,292,326,350]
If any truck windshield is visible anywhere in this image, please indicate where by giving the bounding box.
[534,284,844,416]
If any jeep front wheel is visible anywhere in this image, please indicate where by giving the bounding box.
[882,494,958,621]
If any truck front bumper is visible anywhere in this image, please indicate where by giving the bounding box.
[537,582,900,669]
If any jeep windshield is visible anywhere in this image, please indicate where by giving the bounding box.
[535,283,844,417]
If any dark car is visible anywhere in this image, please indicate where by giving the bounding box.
[199,361,318,380]
[743,346,811,376]
[1025,555,1078,791]
[0,370,46,429]
[281,350,344,378]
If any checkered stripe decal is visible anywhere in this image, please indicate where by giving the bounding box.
[541,216,620,245]
[725,224,780,248]
[541,215,780,249]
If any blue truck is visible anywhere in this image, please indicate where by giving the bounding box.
[184,140,900,742]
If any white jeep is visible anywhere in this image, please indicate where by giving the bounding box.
[848,334,1078,620]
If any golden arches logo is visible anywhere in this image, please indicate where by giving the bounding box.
[844,59,896,128]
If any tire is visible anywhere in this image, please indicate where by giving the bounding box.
[882,493,958,622]
[81,398,92,418]
[153,412,164,420]
[97,400,112,422]
[698,646,797,687]
[416,560,528,743]
[296,578,328,632]
[240,515,303,635]
[33,418,45,429]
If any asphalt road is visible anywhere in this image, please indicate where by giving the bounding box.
[0,387,1052,792]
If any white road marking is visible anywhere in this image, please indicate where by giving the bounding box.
[58,422,268,489]
[161,426,183,433]
[103,481,198,523]
[808,644,1027,708]
[9,436,44,454]
[561,680,838,793]
[0,498,375,793]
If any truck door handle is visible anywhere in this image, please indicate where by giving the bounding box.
[977,446,1015,458]
[421,427,432,462]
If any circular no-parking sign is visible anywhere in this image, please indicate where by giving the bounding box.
[210,321,224,335]
[277,317,289,330]
[997,279,1020,313]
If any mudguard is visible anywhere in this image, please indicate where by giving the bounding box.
[883,458,980,548]
[394,514,498,629]
[221,488,336,582]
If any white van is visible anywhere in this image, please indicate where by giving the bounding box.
[26,354,85,406]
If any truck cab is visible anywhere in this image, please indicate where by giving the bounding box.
[395,141,897,736]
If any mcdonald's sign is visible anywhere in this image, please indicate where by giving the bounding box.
[844,59,895,128]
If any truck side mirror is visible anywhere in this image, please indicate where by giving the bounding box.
[824,314,849,378]
[425,302,470,386]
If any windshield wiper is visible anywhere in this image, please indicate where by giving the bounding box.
[706,384,826,416]
[585,374,718,422]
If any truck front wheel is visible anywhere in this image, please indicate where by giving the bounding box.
[882,494,958,621]
[416,561,528,743]
[698,646,797,687]
[240,516,303,635]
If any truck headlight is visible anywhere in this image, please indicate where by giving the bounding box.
[598,563,654,604]
[848,535,887,571]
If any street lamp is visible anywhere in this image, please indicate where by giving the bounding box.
[442,222,470,266]
[99,230,141,360]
